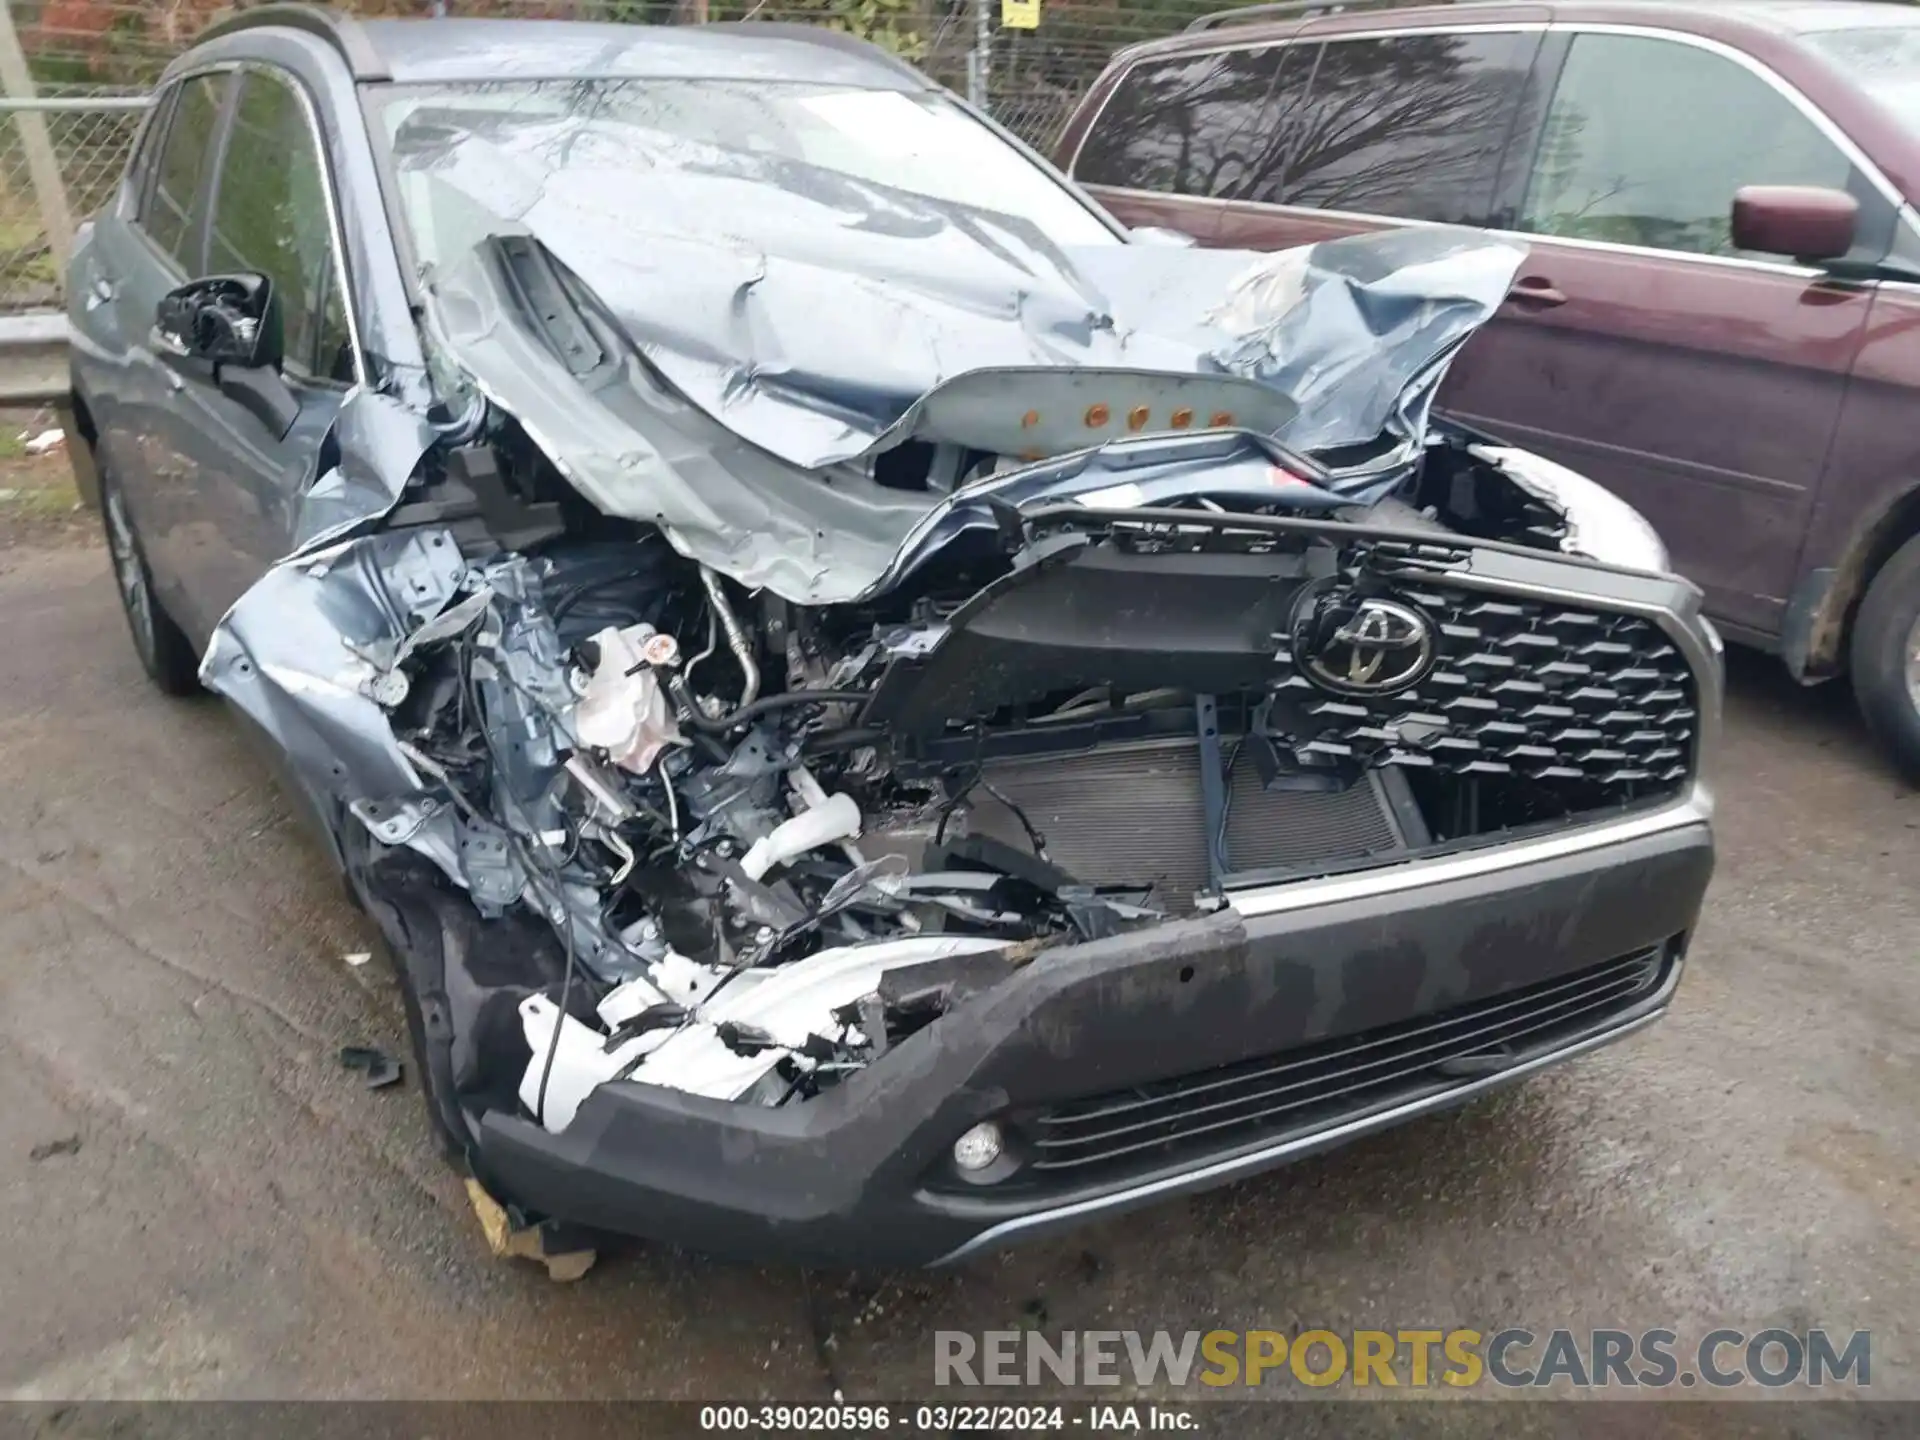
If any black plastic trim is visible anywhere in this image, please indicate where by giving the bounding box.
[194,4,392,81]
[471,813,1712,1267]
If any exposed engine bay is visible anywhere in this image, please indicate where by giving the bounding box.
[196,228,1692,1154]
[205,432,1690,1149]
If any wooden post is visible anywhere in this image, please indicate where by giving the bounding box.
[0,0,75,276]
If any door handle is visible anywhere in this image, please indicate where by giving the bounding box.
[1508,277,1568,308]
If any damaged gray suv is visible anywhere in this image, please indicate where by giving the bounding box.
[67,5,1719,1266]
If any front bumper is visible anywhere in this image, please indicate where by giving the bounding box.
[474,798,1713,1267]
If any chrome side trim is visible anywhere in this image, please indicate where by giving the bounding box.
[934,957,1682,1266]
[1228,796,1708,918]
[1086,183,1831,278]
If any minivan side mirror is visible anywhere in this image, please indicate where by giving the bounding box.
[154,273,285,370]
[1731,185,1858,264]
[153,274,299,440]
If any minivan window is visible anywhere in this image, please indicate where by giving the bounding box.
[1072,48,1306,200]
[207,70,352,382]
[141,73,230,269]
[1519,33,1851,256]
[1803,25,1920,138]
[1262,31,1537,223]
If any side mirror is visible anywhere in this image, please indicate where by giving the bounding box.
[1731,185,1858,264]
[154,273,284,369]
[154,273,299,440]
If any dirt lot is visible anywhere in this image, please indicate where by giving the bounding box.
[0,407,88,548]
[0,495,1915,1415]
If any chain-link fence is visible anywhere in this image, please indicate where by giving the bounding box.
[0,0,1225,312]
[0,88,146,311]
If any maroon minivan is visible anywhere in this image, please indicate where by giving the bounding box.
[1059,0,1920,777]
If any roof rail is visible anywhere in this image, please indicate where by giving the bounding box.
[194,3,391,80]
[1186,0,1479,32]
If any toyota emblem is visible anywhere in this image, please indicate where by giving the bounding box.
[1289,587,1436,697]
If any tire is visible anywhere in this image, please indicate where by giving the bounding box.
[1850,531,1920,784]
[99,467,201,696]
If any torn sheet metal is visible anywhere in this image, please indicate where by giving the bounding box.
[205,528,678,983]
[199,526,472,810]
[384,83,1518,470]
[1470,443,1671,575]
[380,78,1522,602]
[431,256,1355,605]
[1203,229,1526,473]
[287,386,441,557]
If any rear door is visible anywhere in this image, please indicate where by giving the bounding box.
[1067,33,1312,244]
[165,64,360,640]
[1211,22,1546,252]
[1445,28,1884,636]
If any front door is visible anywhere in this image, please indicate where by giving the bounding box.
[91,69,236,639]
[162,64,359,641]
[1443,29,1881,637]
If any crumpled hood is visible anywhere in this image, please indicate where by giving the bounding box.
[396,103,1526,601]
[403,114,1520,465]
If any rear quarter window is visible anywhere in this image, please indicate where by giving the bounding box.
[1073,47,1305,200]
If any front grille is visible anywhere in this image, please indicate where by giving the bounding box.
[1271,577,1697,801]
[967,739,1405,908]
[1010,946,1672,1179]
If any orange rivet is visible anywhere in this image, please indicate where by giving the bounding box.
[1084,403,1111,428]
[1127,405,1151,432]
[1170,407,1194,429]
[1209,411,1235,428]
[1020,448,1044,461]
[1020,409,1040,429]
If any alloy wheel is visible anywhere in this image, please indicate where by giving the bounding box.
[1906,613,1920,717]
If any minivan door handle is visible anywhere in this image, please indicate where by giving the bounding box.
[1508,276,1568,308]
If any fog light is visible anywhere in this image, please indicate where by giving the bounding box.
[952,1121,1004,1172]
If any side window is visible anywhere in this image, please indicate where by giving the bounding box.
[141,73,231,270]
[207,70,353,383]
[1073,47,1304,201]
[1264,31,1537,222]
[1518,33,1852,256]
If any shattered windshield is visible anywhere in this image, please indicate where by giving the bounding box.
[371,77,1119,275]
